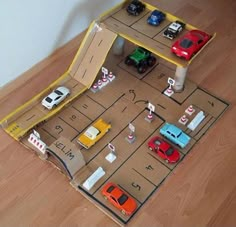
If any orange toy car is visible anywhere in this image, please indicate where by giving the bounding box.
[102,182,137,216]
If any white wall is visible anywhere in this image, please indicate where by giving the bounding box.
[0,0,122,87]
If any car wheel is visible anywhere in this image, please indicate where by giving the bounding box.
[137,65,147,74]
[121,209,126,215]
[147,56,156,67]
[125,57,133,65]
[66,93,70,98]
[53,104,57,108]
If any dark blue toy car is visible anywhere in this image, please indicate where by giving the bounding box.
[147,10,165,26]
[126,0,145,16]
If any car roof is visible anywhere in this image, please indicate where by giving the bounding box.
[167,124,182,135]
[84,126,99,139]
[169,22,181,29]
[47,91,59,100]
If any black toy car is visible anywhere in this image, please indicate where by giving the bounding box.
[126,0,145,16]
[163,21,185,40]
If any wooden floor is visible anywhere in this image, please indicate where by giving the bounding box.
[0,0,236,226]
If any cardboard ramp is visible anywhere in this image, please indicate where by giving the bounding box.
[0,24,117,140]
[69,23,117,87]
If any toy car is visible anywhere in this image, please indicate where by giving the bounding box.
[41,86,70,110]
[148,136,180,163]
[77,118,111,149]
[126,0,145,16]
[163,21,185,39]
[102,182,137,216]
[125,46,156,74]
[147,10,165,26]
[171,29,211,60]
[160,123,190,148]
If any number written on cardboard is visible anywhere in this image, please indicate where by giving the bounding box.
[132,182,141,191]
[55,125,63,134]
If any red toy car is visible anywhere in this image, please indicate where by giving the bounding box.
[148,136,180,163]
[102,182,137,215]
[171,30,211,60]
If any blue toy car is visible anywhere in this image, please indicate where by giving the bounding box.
[160,123,190,148]
[147,10,165,26]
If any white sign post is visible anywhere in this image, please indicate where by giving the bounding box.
[108,143,116,154]
[126,123,136,144]
[106,143,116,163]
[145,102,155,122]
[164,77,175,97]
[148,102,155,115]
[102,66,108,76]
[129,123,135,133]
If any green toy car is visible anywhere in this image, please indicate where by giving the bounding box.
[125,47,156,74]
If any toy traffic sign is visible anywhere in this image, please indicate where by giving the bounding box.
[164,77,175,97]
[126,123,136,144]
[145,102,155,122]
[106,143,117,163]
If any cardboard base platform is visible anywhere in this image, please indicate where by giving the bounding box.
[20,42,228,225]
[1,2,221,226]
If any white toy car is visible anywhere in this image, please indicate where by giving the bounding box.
[163,21,185,40]
[41,86,70,110]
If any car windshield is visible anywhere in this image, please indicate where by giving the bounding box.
[45,97,52,103]
[165,147,174,156]
[151,15,157,20]
[54,89,63,96]
[84,126,100,140]
[129,4,136,10]
[107,185,115,193]
[180,38,193,48]
[168,28,176,33]
[118,194,128,205]
[176,132,182,138]
[154,139,161,145]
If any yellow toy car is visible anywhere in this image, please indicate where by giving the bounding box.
[77,118,111,149]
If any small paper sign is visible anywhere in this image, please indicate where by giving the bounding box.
[102,67,108,75]
[148,102,155,112]
[108,143,115,152]
[168,77,175,86]
[129,123,135,132]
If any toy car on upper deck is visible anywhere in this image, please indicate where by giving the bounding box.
[126,0,145,16]
[148,136,180,163]
[163,21,185,39]
[41,86,70,110]
[147,10,165,26]
[102,182,137,216]
[77,118,111,149]
[160,123,190,148]
[171,29,211,60]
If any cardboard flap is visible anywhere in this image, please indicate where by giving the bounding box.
[47,137,85,179]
